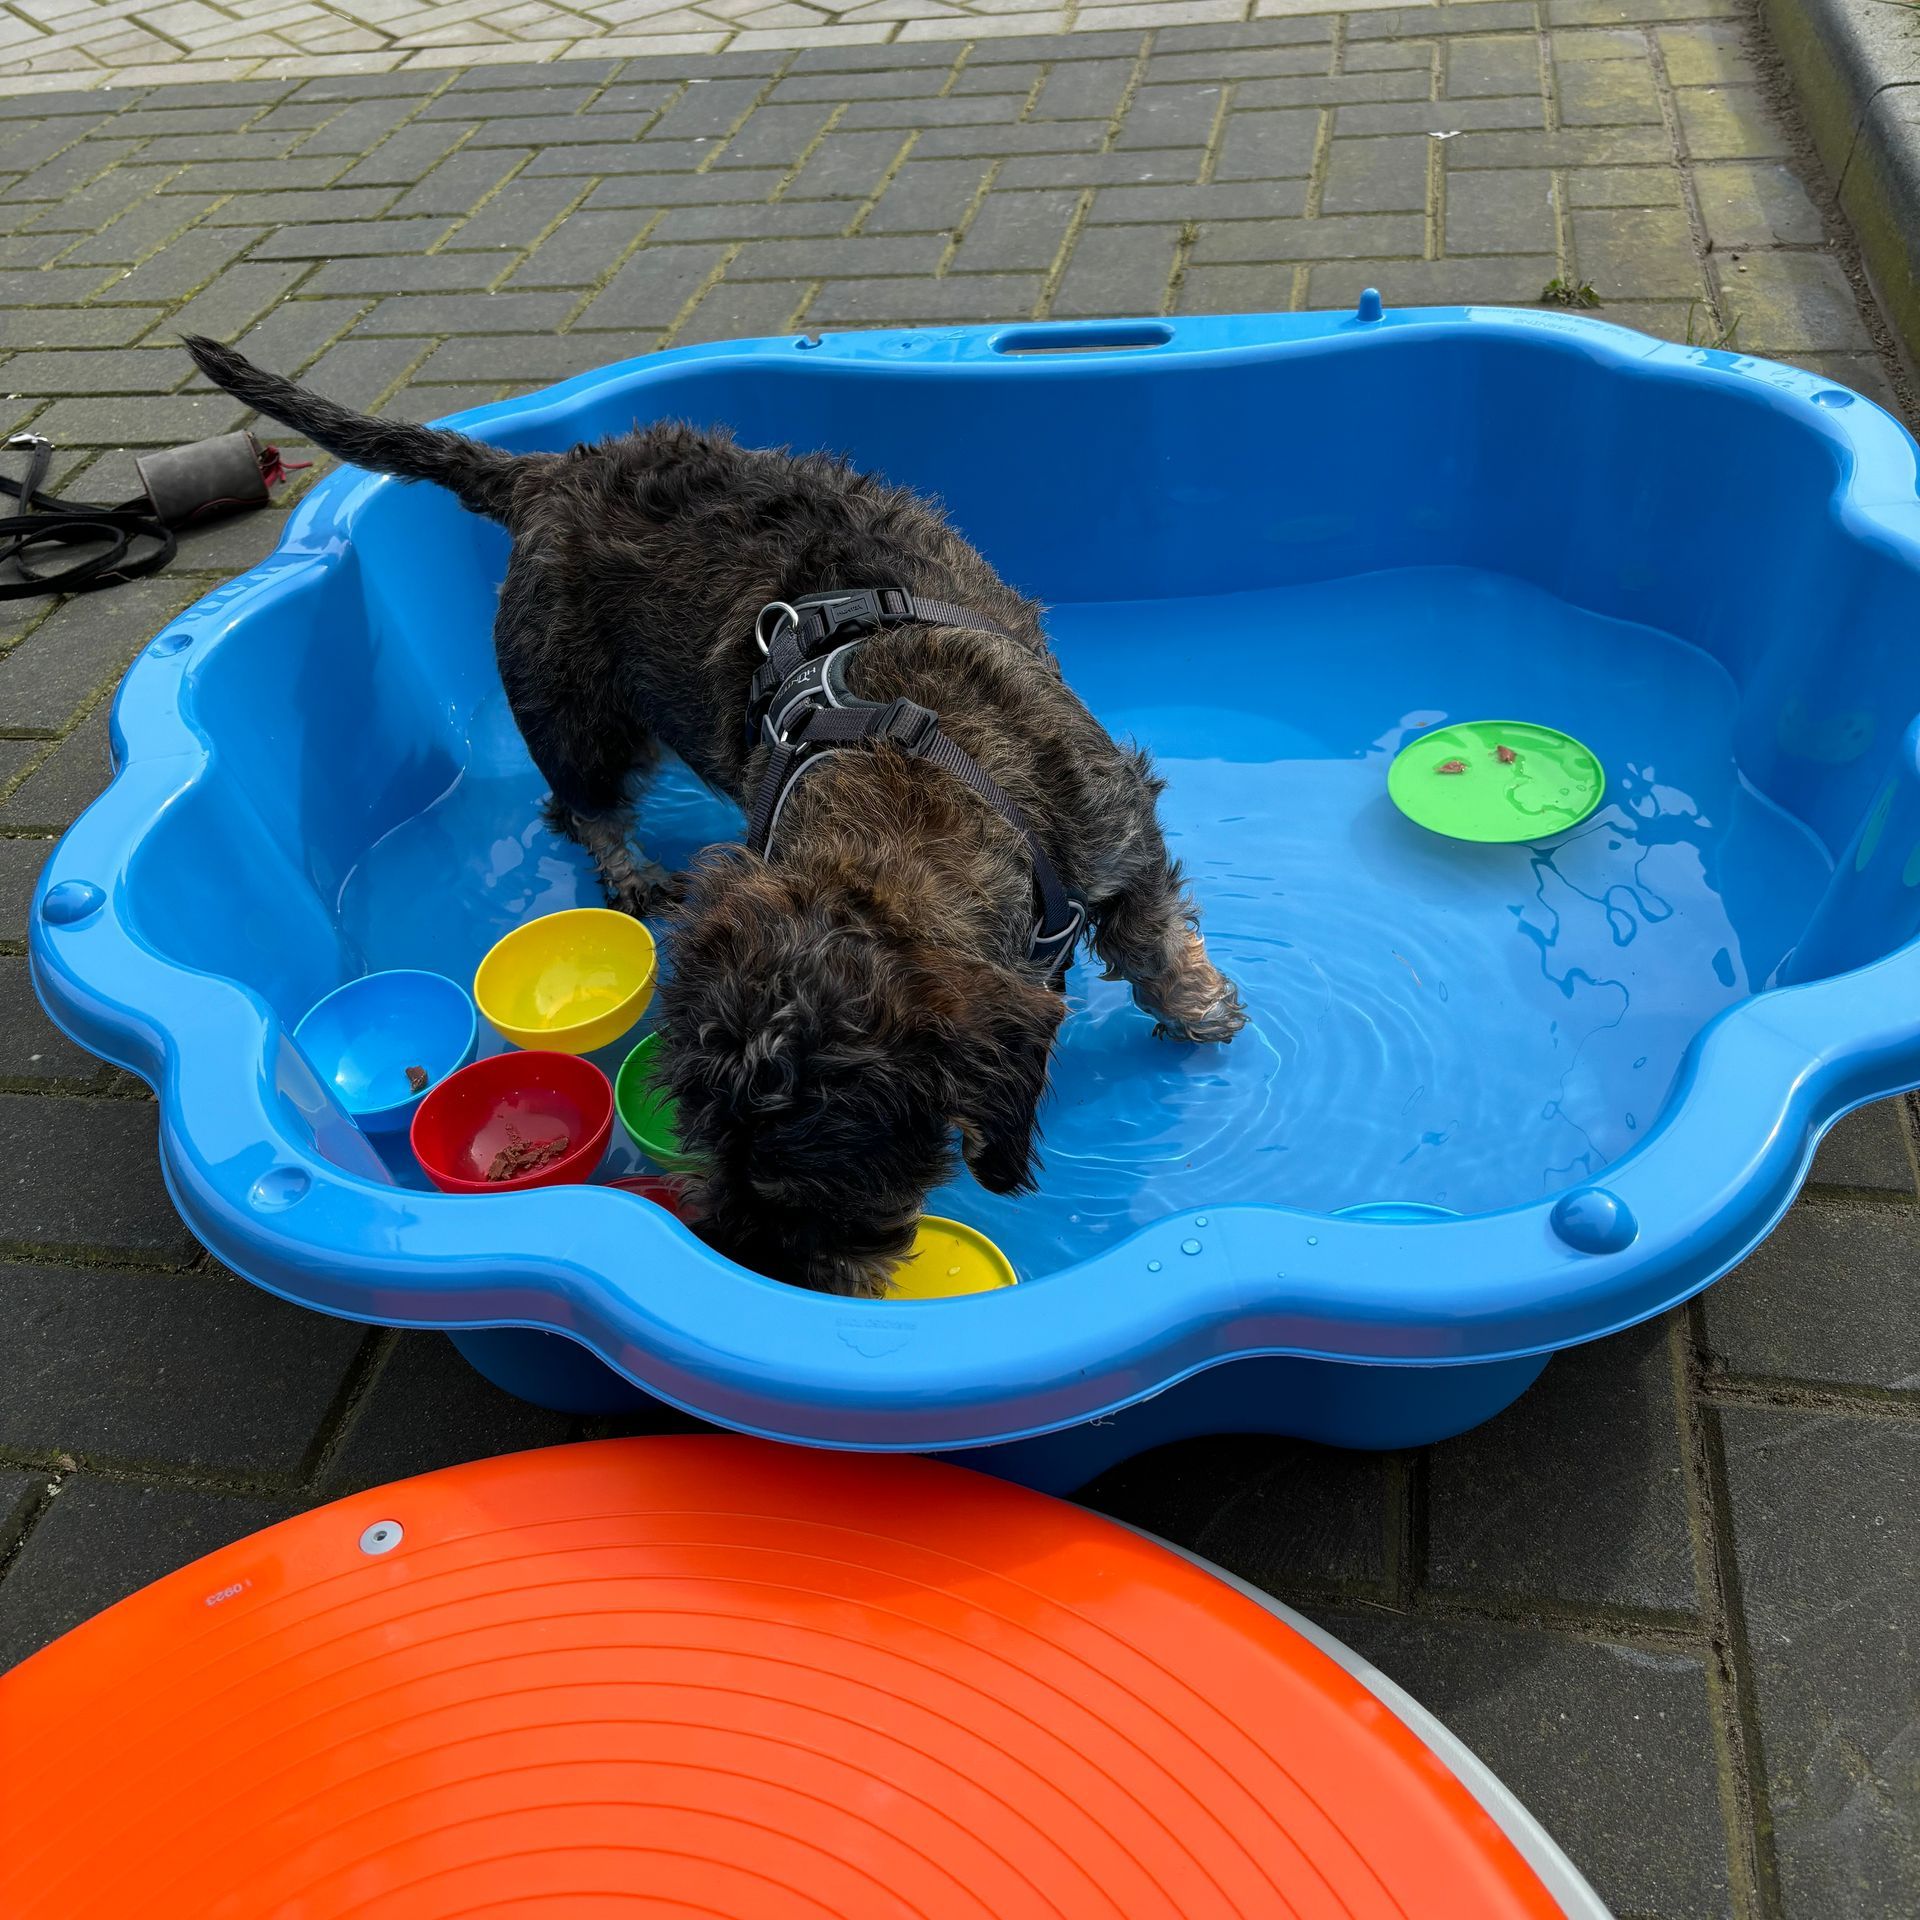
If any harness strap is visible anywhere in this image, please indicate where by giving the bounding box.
[743,591,1086,981]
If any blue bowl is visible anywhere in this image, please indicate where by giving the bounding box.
[292,970,477,1134]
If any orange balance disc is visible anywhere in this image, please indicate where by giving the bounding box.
[0,1438,1590,1919]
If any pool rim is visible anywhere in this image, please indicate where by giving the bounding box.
[30,304,1920,1453]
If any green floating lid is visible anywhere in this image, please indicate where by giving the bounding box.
[1388,720,1605,843]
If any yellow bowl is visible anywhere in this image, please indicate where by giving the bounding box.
[473,909,657,1055]
[886,1216,1018,1300]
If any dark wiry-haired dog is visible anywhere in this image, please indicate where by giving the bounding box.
[186,335,1247,1296]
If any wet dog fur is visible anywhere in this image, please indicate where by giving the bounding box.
[185,334,1247,1296]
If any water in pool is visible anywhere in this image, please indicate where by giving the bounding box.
[338,566,1831,1279]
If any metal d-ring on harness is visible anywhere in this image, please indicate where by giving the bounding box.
[742,587,1087,982]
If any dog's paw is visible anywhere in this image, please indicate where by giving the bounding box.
[605,861,686,918]
[1153,979,1248,1045]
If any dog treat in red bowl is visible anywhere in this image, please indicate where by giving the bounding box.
[410,1050,612,1195]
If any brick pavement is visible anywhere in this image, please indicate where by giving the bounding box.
[0,11,1916,1917]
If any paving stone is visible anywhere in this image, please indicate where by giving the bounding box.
[202,187,400,227]
[729,234,947,281]
[911,123,1110,160]
[1720,1407,1920,1920]
[299,336,431,410]
[1556,49,1666,124]
[0,1262,364,1473]
[1674,83,1792,160]
[318,1331,574,1493]
[416,332,661,383]
[644,75,767,142]
[770,69,951,103]
[786,133,919,203]
[1174,261,1299,313]
[585,168,788,210]
[0,958,96,1084]
[252,217,457,257]
[1565,163,1685,207]
[222,296,373,376]
[1051,221,1181,316]
[1078,1434,1394,1592]
[377,383,496,426]
[0,835,49,943]
[1114,83,1226,154]
[1451,125,1672,168]
[1032,56,1135,119]
[839,99,1021,134]
[1703,1197,1920,1390]
[420,85,602,121]
[954,189,1081,271]
[1239,71,1432,110]
[1445,32,1541,97]
[25,392,247,449]
[0,1478,289,1670]
[1191,211,1426,262]
[336,123,475,188]
[1345,38,1437,73]
[1340,94,1548,136]
[0,1093,194,1262]
[0,578,193,735]
[1812,1100,1917,1194]
[165,262,310,344]
[1088,178,1310,222]
[389,146,531,218]
[162,158,349,195]
[444,176,581,249]
[1307,252,1561,304]
[0,265,120,307]
[1427,1318,1697,1614]
[294,95,421,158]
[948,60,1047,98]
[0,702,110,832]
[653,201,854,242]
[61,193,225,268]
[1723,249,1874,352]
[578,242,726,328]
[862,157,993,234]
[1653,19,1750,86]
[676,275,812,343]
[1321,133,1432,212]
[807,273,1046,324]
[355,291,581,334]
[1213,105,1320,179]
[1445,164,1559,252]
[529,141,712,179]
[1316,1609,1734,1918]
[23,167,177,237]
[505,209,654,287]
[710,103,833,170]
[0,348,182,396]
[306,255,504,296]
[998,152,1212,188]
[1153,46,1332,81]
[103,224,262,304]
[1690,158,1825,250]
[1573,204,1707,298]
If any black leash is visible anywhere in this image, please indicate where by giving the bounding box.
[743,588,1087,981]
[0,432,175,599]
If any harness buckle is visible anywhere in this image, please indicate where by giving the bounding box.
[873,697,941,754]
[1029,899,1087,978]
[792,587,888,643]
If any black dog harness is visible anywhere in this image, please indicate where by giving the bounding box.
[742,587,1086,980]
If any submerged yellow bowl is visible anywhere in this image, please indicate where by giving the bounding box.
[474,908,657,1055]
[887,1216,1018,1300]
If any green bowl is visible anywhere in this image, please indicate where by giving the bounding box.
[613,1031,701,1173]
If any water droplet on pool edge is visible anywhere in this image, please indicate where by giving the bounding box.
[1146,1260,1162,1273]
[1194,1215,1209,1227]
[1306,1235,1320,1246]
[1180,1238,1202,1256]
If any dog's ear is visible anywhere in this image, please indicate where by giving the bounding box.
[942,965,1065,1195]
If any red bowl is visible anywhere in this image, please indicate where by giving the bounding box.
[410,1050,613,1194]
[607,1173,702,1224]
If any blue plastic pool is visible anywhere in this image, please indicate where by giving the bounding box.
[32,304,1920,1490]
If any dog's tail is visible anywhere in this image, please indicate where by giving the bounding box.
[183,334,524,523]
